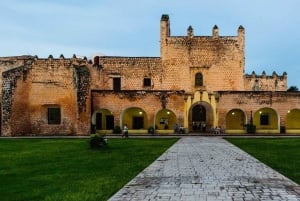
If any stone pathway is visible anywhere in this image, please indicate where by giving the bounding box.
[108,137,300,201]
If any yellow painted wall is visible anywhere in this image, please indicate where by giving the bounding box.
[226,109,245,129]
[122,107,148,129]
[155,109,176,130]
[286,109,300,129]
[92,109,113,129]
[253,108,279,131]
[184,91,217,128]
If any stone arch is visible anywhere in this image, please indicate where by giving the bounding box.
[253,107,279,133]
[286,109,300,129]
[225,109,246,129]
[122,107,148,130]
[91,108,114,130]
[188,101,213,132]
[154,109,177,130]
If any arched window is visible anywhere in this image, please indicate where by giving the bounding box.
[195,73,203,86]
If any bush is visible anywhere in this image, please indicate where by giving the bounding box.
[245,124,256,134]
[148,126,155,134]
[113,126,122,134]
[90,134,108,149]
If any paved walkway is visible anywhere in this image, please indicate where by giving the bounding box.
[109,137,300,201]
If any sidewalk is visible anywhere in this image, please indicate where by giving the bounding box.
[109,137,300,201]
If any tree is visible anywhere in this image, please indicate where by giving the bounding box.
[287,86,299,92]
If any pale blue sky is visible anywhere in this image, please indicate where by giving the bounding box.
[1,0,300,88]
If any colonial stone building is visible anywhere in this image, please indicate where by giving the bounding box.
[1,14,299,136]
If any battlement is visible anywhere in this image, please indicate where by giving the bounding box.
[160,14,245,65]
[160,14,244,39]
[244,71,287,91]
[245,71,287,79]
[0,54,91,65]
[96,56,161,66]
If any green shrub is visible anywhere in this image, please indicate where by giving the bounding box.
[245,124,256,134]
[90,134,107,149]
[113,126,122,134]
[148,126,155,134]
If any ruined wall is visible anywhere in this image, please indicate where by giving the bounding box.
[1,58,33,136]
[27,56,90,135]
[0,56,34,98]
[244,71,287,91]
[1,56,91,136]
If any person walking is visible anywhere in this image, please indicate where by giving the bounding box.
[173,123,179,134]
[123,124,129,138]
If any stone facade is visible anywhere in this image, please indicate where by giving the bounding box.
[1,14,299,136]
[0,56,91,136]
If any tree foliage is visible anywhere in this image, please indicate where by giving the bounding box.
[287,86,299,91]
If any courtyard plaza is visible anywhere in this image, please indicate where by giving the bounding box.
[109,136,300,201]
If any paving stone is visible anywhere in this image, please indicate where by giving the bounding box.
[108,137,300,201]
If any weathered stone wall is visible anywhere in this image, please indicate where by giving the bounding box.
[92,90,185,128]
[244,71,287,91]
[160,15,245,93]
[0,57,34,135]
[217,91,300,128]
[1,56,91,136]
[90,57,162,90]
[0,56,34,98]
[1,58,33,136]
[27,57,90,135]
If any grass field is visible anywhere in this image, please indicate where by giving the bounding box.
[225,137,300,184]
[0,138,178,201]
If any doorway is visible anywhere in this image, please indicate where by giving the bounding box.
[189,102,213,133]
[192,105,206,132]
[133,117,144,129]
[96,113,102,129]
[106,115,114,130]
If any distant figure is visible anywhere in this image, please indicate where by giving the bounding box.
[123,124,129,138]
[173,123,179,134]
[164,122,169,129]
[202,122,206,132]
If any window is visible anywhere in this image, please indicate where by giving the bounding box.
[143,78,151,87]
[113,77,121,91]
[195,73,203,86]
[133,116,144,129]
[48,108,61,124]
[260,114,269,125]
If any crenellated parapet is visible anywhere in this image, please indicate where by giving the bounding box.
[160,14,245,61]
[96,56,161,66]
[244,71,287,91]
[31,54,90,68]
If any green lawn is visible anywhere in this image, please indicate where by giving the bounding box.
[0,138,178,201]
[225,138,300,184]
